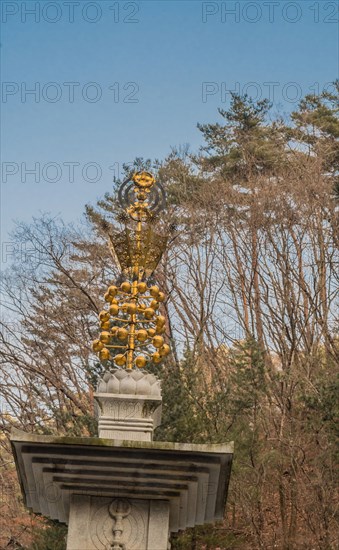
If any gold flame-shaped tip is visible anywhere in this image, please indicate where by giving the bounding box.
[92,171,170,370]
[132,171,155,189]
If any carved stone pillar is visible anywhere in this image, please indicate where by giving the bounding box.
[68,370,169,549]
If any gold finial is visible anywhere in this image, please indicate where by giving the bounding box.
[133,171,155,188]
[92,171,170,370]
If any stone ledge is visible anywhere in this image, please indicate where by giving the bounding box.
[11,429,233,533]
[11,428,234,454]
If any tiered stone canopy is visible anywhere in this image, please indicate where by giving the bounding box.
[11,431,233,535]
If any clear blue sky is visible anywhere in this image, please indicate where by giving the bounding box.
[1,0,338,250]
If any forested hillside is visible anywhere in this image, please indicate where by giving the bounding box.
[1,86,338,549]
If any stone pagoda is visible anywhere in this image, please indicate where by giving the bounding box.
[11,171,233,550]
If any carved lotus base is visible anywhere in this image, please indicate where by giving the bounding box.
[94,370,162,441]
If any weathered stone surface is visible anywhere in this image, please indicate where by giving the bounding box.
[10,429,233,534]
[97,369,161,396]
[67,495,151,550]
[11,374,233,549]
[148,500,170,550]
[94,370,162,441]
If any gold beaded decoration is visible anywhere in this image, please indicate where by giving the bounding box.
[92,171,170,369]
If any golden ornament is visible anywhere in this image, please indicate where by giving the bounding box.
[153,335,164,349]
[137,282,147,293]
[92,339,104,352]
[100,331,111,344]
[99,310,110,322]
[115,354,127,366]
[157,292,165,303]
[99,348,110,361]
[156,315,166,326]
[133,171,155,189]
[108,285,118,296]
[136,329,148,342]
[94,171,171,371]
[160,344,170,356]
[150,285,159,297]
[104,292,113,303]
[117,327,128,341]
[144,308,155,319]
[121,281,131,293]
[109,304,119,316]
[135,355,147,368]
[127,303,137,315]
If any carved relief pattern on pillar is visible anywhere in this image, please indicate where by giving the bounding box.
[109,499,131,550]
[90,498,147,550]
